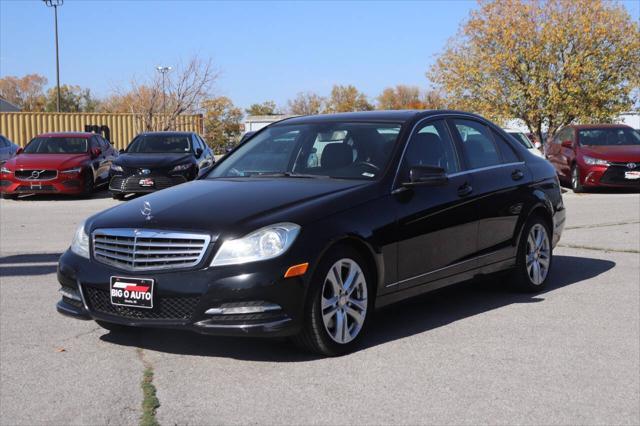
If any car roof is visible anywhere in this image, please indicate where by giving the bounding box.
[569,124,632,130]
[37,132,95,138]
[272,110,483,126]
[137,131,195,136]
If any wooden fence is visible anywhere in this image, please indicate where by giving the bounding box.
[0,112,204,150]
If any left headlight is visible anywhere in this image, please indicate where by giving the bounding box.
[110,164,124,172]
[61,167,82,174]
[211,223,301,267]
[70,220,90,259]
[170,163,192,172]
[583,155,610,166]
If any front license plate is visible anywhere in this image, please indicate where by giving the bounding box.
[139,178,155,187]
[110,276,154,309]
[30,182,43,189]
[624,171,640,180]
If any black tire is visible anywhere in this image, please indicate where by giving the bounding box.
[511,215,553,292]
[571,164,584,193]
[111,192,125,200]
[1,193,18,200]
[293,245,373,356]
[95,320,132,333]
[82,171,95,198]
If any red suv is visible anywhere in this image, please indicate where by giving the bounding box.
[0,132,118,199]
[544,124,640,192]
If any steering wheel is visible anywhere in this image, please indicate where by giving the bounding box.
[354,161,380,172]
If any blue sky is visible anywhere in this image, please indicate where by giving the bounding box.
[1,0,639,110]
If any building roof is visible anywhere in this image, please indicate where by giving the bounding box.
[0,97,20,112]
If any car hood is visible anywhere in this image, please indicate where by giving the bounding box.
[88,178,376,236]
[580,145,640,162]
[115,153,193,169]
[7,153,90,170]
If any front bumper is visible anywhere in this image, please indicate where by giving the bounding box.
[579,163,640,189]
[56,249,309,337]
[0,172,84,195]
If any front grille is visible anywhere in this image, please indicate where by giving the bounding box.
[92,228,212,271]
[15,185,56,192]
[600,164,640,185]
[15,170,58,181]
[109,175,188,192]
[84,286,199,320]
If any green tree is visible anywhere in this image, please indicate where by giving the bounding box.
[202,96,244,153]
[287,92,324,115]
[324,85,373,113]
[428,0,640,143]
[44,85,100,112]
[0,74,47,111]
[246,100,278,116]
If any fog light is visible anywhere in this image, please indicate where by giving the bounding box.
[59,287,81,302]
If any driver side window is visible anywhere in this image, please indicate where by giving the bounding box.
[403,120,460,174]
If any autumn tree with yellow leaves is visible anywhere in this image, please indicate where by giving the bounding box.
[428,0,640,143]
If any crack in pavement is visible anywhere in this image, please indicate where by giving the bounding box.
[564,220,640,230]
[557,243,640,254]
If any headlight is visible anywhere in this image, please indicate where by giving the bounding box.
[0,166,12,174]
[170,163,192,172]
[583,155,610,166]
[61,167,82,174]
[110,164,123,172]
[211,223,301,266]
[70,220,90,259]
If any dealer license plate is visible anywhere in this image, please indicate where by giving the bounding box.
[139,178,155,187]
[624,171,640,180]
[110,276,154,309]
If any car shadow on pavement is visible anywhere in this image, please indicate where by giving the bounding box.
[0,252,62,277]
[99,254,615,362]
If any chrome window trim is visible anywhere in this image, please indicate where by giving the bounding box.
[446,161,525,178]
[92,228,214,272]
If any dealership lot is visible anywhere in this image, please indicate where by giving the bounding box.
[0,191,638,425]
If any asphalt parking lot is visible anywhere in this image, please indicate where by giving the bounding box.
[1,190,639,425]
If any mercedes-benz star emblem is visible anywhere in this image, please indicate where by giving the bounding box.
[140,169,151,175]
[140,201,153,221]
[627,163,637,170]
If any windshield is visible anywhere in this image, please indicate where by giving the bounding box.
[208,122,402,180]
[578,128,640,146]
[23,137,88,154]
[127,134,192,153]
[508,132,534,149]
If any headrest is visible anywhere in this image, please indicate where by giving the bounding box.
[322,143,353,169]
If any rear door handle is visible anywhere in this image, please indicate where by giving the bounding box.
[512,169,524,181]
[457,183,473,197]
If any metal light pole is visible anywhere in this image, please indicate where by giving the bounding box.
[156,66,172,115]
[43,0,63,112]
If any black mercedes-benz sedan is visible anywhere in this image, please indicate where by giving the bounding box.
[109,131,214,199]
[57,110,565,356]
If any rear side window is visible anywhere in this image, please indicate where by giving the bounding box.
[452,119,501,169]
[491,130,520,163]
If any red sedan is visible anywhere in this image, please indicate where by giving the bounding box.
[545,124,640,192]
[0,132,118,199]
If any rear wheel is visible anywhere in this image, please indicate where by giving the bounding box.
[95,320,133,333]
[512,215,553,292]
[571,165,584,193]
[294,246,372,356]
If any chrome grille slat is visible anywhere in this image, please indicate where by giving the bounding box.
[92,228,213,271]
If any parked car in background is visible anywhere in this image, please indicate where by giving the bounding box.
[0,132,117,199]
[57,110,565,356]
[504,128,544,158]
[109,131,214,200]
[0,135,19,164]
[545,124,640,192]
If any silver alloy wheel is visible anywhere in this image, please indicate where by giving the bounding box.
[526,223,550,285]
[321,258,368,344]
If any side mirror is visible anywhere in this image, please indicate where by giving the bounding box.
[403,166,448,187]
[561,139,573,148]
[91,147,102,158]
[195,147,203,158]
[16,147,23,155]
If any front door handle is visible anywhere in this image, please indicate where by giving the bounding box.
[511,169,524,180]
[457,183,473,197]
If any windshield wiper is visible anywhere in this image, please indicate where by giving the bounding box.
[245,171,329,179]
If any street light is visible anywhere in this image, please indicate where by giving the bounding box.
[43,0,63,112]
[156,66,172,115]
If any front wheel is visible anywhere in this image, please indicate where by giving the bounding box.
[571,165,584,193]
[111,192,125,200]
[294,247,372,356]
[512,216,553,292]
[82,171,95,198]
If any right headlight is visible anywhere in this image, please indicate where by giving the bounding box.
[70,220,90,259]
[110,164,124,172]
[211,223,300,267]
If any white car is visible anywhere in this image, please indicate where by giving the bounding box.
[504,128,544,158]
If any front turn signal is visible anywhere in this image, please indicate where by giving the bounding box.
[284,262,309,278]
